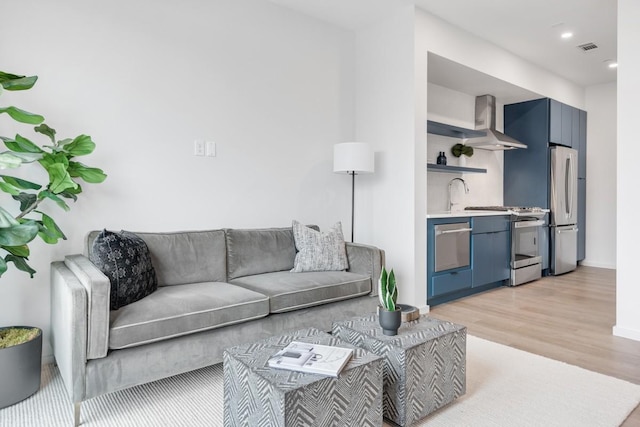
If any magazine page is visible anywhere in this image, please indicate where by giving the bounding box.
[267,341,353,377]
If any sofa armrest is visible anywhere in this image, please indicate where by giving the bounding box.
[345,243,385,296]
[64,254,110,360]
[51,261,88,403]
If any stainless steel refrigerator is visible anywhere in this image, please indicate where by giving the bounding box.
[550,146,579,275]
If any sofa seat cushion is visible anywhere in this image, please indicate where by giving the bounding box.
[230,271,371,314]
[108,282,269,349]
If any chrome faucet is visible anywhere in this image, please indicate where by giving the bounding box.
[448,177,469,211]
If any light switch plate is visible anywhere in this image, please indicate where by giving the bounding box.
[205,141,216,157]
[194,140,205,156]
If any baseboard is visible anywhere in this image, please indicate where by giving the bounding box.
[418,304,430,314]
[579,260,615,269]
[613,325,640,342]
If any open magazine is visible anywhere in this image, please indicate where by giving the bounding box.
[267,341,353,377]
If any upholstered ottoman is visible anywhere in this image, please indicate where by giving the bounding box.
[332,314,467,426]
[223,327,383,426]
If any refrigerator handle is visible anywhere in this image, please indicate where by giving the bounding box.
[565,158,571,217]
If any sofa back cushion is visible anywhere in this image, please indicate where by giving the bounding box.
[226,226,318,280]
[86,230,227,286]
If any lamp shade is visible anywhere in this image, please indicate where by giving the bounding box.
[333,142,374,174]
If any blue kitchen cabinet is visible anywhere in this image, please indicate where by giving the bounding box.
[427,216,509,306]
[578,178,586,261]
[549,98,583,148]
[427,218,472,306]
[578,109,587,179]
[471,216,510,288]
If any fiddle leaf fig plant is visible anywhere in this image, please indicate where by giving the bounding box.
[0,71,107,278]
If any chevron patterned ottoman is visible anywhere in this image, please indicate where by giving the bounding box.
[332,314,466,427]
[223,327,384,426]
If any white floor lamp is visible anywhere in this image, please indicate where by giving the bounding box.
[333,142,374,242]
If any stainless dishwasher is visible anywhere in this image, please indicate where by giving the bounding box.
[434,222,471,272]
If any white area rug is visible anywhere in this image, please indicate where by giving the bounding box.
[1,336,639,427]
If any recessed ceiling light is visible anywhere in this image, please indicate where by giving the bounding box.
[561,32,573,39]
[604,59,618,69]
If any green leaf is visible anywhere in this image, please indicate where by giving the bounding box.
[59,184,82,200]
[0,152,23,169]
[0,106,45,124]
[3,134,43,153]
[34,123,57,143]
[1,175,41,190]
[45,163,78,194]
[56,138,73,147]
[5,254,36,278]
[68,162,107,183]
[383,293,396,311]
[65,135,95,156]
[39,212,67,241]
[2,244,29,257]
[388,269,397,303]
[12,193,38,212]
[378,267,388,307]
[0,206,19,227]
[0,257,7,277]
[0,182,20,195]
[0,221,39,246]
[39,190,70,211]
[0,73,38,91]
[39,152,69,168]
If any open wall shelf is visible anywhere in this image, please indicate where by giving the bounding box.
[427,163,487,174]
[427,120,486,139]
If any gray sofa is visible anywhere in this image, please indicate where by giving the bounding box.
[50,225,383,426]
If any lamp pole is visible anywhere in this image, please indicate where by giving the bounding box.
[350,171,355,242]
[333,142,374,244]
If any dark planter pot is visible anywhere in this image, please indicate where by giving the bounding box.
[0,326,42,409]
[378,308,402,336]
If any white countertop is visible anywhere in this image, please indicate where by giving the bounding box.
[426,210,511,219]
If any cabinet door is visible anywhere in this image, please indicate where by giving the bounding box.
[472,231,510,287]
[571,107,580,149]
[549,99,563,144]
[578,178,586,261]
[578,109,587,179]
[549,100,575,148]
[472,233,493,287]
[561,103,573,147]
[431,270,472,297]
[493,231,511,282]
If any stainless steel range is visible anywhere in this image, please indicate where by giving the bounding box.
[465,206,549,286]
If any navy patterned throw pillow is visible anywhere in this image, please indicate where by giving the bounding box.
[90,229,158,310]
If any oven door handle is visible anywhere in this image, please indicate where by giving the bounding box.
[436,227,472,235]
[513,220,545,229]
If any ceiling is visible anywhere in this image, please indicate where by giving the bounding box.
[268,0,618,88]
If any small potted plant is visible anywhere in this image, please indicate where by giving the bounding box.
[451,143,474,167]
[378,266,401,336]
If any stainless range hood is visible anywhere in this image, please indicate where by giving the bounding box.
[466,94,527,150]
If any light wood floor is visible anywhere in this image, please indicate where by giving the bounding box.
[428,265,640,426]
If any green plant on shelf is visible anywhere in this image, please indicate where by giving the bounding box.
[451,143,474,158]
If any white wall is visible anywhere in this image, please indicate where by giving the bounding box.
[0,0,357,360]
[614,0,640,341]
[354,6,423,309]
[584,83,616,269]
